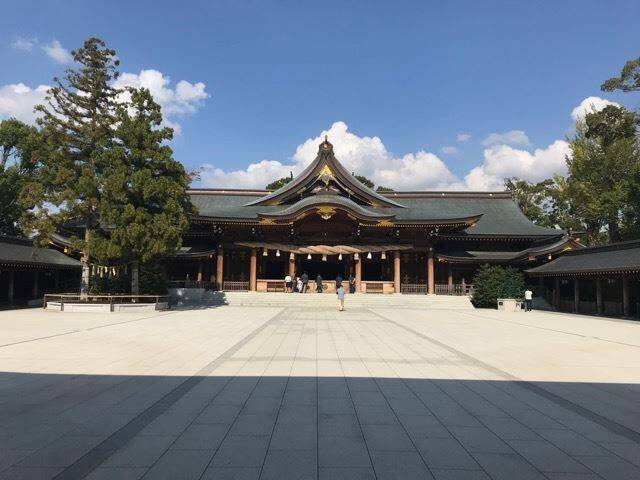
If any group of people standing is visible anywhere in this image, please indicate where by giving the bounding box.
[283,271,356,311]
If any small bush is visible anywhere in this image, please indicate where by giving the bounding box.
[139,262,168,295]
[88,273,130,294]
[471,264,524,309]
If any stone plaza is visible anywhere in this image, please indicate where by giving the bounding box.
[0,305,639,480]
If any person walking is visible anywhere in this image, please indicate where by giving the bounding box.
[337,284,345,311]
[296,276,303,293]
[524,288,533,311]
[301,272,309,293]
[316,274,323,293]
[335,274,343,291]
[284,273,292,293]
[348,274,355,294]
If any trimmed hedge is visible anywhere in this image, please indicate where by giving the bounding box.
[471,264,524,309]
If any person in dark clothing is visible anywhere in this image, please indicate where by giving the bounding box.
[348,274,356,294]
[335,275,343,290]
[301,272,309,293]
[316,274,323,293]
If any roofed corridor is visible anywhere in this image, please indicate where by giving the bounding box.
[1,306,639,479]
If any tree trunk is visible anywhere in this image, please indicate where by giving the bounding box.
[131,261,140,296]
[608,219,621,243]
[80,228,90,299]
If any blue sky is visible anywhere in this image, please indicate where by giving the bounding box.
[1,0,639,190]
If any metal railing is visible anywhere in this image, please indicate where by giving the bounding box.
[43,294,170,309]
[223,281,249,291]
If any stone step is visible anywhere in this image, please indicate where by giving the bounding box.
[197,291,475,309]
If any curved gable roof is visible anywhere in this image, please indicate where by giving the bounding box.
[244,138,405,208]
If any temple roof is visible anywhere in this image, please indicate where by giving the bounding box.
[436,235,581,263]
[188,138,564,238]
[0,236,81,269]
[189,190,562,237]
[526,240,640,276]
[245,138,405,208]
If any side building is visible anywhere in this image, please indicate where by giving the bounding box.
[165,138,578,294]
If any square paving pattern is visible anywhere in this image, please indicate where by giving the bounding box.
[0,305,639,479]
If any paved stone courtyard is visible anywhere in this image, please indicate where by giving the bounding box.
[0,306,639,480]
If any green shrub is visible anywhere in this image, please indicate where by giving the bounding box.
[88,272,130,294]
[139,262,168,295]
[471,264,525,309]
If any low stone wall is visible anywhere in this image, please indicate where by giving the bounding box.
[46,302,168,312]
[168,287,205,303]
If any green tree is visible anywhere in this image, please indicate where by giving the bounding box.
[601,56,640,93]
[265,172,293,191]
[471,265,524,309]
[100,88,193,294]
[0,119,41,236]
[353,174,375,189]
[566,106,640,243]
[22,37,122,297]
[504,177,555,226]
[376,185,394,193]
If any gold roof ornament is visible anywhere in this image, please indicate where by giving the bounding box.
[317,206,336,220]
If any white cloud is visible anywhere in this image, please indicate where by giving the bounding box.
[201,121,463,190]
[570,96,620,122]
[11,37,38,52]
[113,69,209,133]
[440,146,458,155]
[464,140,570,190]
[42,40,72,64]
[0,83,48,124]
[456,133,471,142]
[482,130,530,147]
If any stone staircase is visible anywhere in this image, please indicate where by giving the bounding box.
[195,291,475,309]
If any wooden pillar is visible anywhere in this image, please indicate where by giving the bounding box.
[249,248,257,291]
[596,278,603,314]
[216,246,224,291]
[32,271,39,299]
[447,264,453,294]
[7,270,14,305]
[197,261,203,285]
[54,270,60,291]
[427,249,435,295]
[553,277,560,309]
[394,251,401,293]
[210,255,215,288]
[573,278,579,313]
[355,255,362,293]
[288,253,295,277]
[622,274,630,317]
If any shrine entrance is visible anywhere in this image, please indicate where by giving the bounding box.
[298,257,348,281]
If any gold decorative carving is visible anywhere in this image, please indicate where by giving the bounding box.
[259,218,276,225]
[376,219,395,227]
[317,206,336,220]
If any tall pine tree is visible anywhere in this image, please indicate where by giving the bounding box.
[101,87,193,294]
[24,38,121,297]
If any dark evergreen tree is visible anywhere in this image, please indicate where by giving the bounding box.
[0,119,41,236]
[101,87,193,294]
[471,265,525,309]
[23,38,122,297]
[265,172,293,191]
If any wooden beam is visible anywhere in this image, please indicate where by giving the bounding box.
[216,247,224,291]
[355,256,362,293]
[622,274,630,317]
[573,278,579,313]
[249,248,257,291]
[427,249,435,295]
[596,278,603,315]
[394,251,401,294]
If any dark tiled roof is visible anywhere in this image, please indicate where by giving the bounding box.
[526,240,640,275]
[0,236,81,268]
[189,190,562,237]
[438,236,580,263]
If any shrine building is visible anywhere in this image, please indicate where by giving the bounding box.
[165,138,578,294]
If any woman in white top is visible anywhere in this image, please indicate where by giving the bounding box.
[284,274,292,293]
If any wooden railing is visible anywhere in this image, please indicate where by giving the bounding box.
[401,284,427,295]
[168,280,210,289]
[364,282,384,294]
[223,281,249,291]
[264,280,285,292]
[434,283,473,296]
